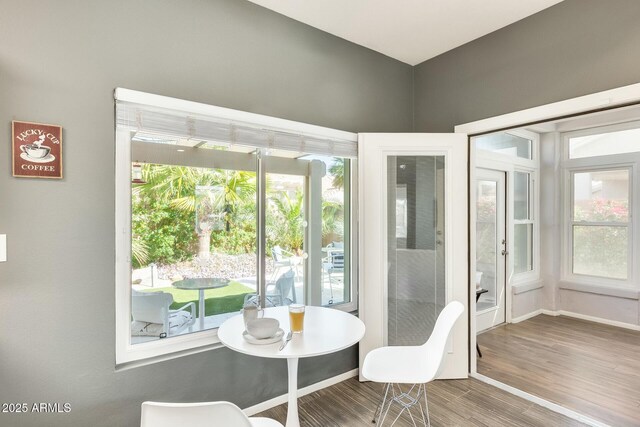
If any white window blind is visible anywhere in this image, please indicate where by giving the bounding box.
[115,89,358,158]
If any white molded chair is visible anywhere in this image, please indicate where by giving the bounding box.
[131,291,196,338]
[140,401,283,427]
[362,301,464,427]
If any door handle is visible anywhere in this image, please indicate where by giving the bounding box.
[501,249,508,256]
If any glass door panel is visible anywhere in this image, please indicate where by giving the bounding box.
[476,179,498,311]
[475,168,506,333]
[265,171,306,305]
[387,156,445,346]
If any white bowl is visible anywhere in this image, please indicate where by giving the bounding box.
[246,318,280,339]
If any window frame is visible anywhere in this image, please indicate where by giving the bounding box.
[564,119,640,160]
[512,170,537,280]
[562,122,640,290]
[475,128,538,167]
[115,89,358,365]
[562,165,634,287]
[474,128,541,287]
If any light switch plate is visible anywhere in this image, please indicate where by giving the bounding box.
[0,234,6,262]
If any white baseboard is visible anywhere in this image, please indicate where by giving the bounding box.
[511,309,542,324]
[243,368,359,416]
[540,309,559,316]
[549,310,640,331]
[510,308,640,331]
[471,373,609,427]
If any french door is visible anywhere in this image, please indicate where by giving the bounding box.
[475,169,507,332]
[358,133,468,380]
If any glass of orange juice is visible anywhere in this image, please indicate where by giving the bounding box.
[289,304,305,333]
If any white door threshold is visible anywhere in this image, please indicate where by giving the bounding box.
[471,373,610,427]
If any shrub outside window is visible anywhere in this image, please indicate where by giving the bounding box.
[570,169,630,281]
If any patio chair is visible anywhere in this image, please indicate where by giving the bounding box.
[141,401,283,427]
[362,301,464,427]
[243,269,296,307]
[131,291,196,338]
[322,241,344,305]
[271,245,297,281]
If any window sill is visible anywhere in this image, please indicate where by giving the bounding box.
[116,305,359,370]
[512,280,544,295]
[559,281,640,300]
[116,341,224,372]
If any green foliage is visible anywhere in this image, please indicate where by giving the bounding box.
[328,158,345,189]
[574,199,628,222]
[573,199,629,279]
[132,197,198,267]
[133,164,256,266]
[267,191,304,253]
[132,162,347,266]
[322,199,344,239]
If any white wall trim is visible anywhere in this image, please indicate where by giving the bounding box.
[504,306,638,325]
[471,373,610,427]
[558,281,640,300]
[455,82,640,135]
[540,309,640,331]
[512,280,544,295]
[511,309,543,324]
[243,368,359,416]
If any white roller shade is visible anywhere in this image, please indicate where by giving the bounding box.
[115,88,358,158]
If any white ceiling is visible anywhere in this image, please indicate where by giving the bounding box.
[247,0,564,65]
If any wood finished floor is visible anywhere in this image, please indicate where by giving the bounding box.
[257,376,585,426]
[478,314,640,427]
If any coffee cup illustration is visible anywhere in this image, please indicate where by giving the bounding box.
[20,144,51,159]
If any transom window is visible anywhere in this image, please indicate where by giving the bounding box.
[475,132,532,160]
[568,122,640,159]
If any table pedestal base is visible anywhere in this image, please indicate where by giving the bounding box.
[198,289,205,330]
[286,357,299,427]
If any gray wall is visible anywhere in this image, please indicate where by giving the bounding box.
[0,1,412,426]
[413,0,640,132]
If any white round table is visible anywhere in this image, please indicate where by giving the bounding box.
[218,306,365,427]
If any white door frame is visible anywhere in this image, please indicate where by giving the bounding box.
[358,133,468,380]
[457,81,640,376]
[475,168,507,332]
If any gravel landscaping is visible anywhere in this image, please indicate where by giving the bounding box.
[157,253,276,281]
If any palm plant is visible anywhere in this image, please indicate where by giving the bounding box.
[328,158,345,189]
[134,164,256,261]
[267,190,304,254]
[322,200,344,240]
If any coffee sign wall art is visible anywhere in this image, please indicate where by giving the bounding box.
[12,121,63,179]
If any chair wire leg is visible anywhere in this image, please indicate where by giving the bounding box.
[378,383,396,426]
[423,383,431,427]
[373,383,391,423]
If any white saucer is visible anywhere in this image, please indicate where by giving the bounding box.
[242,328,284,345]
[20,153,55,163]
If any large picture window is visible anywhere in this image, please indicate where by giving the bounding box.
[570,169,630,280]
[115,89,357,363]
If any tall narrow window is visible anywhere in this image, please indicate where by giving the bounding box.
[513,171,533,274]
[571,169,630,280]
